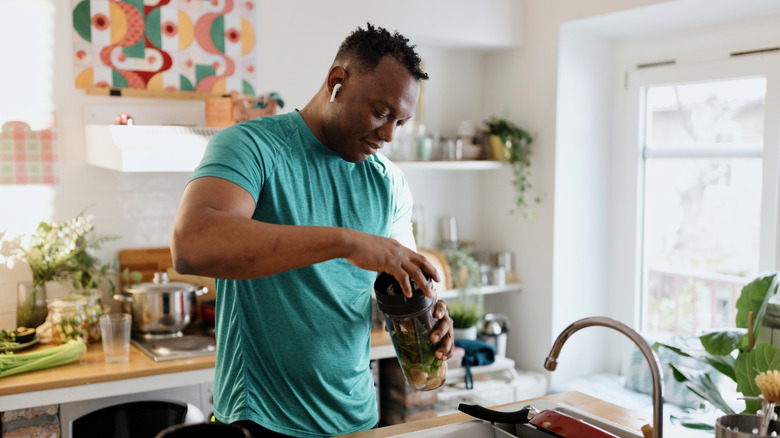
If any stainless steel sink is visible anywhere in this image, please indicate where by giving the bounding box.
[389,400,644,437]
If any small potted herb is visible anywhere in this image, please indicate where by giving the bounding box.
[448,299,482,340]
[441,248,483,339]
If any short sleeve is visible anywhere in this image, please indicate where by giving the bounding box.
[191,120,280,203]
[385,160,414,241]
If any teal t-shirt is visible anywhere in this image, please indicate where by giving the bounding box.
[191,111,413,437]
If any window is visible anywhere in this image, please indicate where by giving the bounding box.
[627,58,780,340]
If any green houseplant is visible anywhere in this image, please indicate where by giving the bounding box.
[654,272,780,427]
[441,247,483,338]
[9,214,117,327]
[484,115,536,217]
[448,299,482,329]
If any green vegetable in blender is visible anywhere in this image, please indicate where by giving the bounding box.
[388,317,445,390]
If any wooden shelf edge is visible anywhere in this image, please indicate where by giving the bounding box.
[84,86,226,101]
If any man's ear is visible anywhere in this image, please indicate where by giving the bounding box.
[327,65,347,100]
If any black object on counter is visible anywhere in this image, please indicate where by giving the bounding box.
[373,271,446,391]
[373,271,434,316]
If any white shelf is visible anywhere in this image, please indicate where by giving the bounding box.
[395,160,505,171]
[438,283,522,300]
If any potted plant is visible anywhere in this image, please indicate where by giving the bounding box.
[652,272,780,430]
[448,298,482,340]
[441,247,483,339]
[8,214,116,328]
[484,115,536,217]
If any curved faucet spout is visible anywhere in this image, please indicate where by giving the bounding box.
[544,316,663,438]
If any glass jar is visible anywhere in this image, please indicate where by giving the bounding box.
[47,296,89,344]
[17,282,48,328]
[75,289,104,343]
[374,272,446,391]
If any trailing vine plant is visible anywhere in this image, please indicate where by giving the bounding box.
[484,115,537,219]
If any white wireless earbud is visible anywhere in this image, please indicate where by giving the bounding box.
[330,83,342,102]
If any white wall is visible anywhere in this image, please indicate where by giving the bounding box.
[476,0,674,381]
[0,2,517,332]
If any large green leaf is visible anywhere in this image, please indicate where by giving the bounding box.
[700,329,745,356]
[735,343,780,414]
[736,273,779,347]
[655,338,737,381]
[669,364,736,414]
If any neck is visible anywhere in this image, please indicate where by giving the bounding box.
[299,90,328,146]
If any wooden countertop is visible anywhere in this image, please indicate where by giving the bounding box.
[0,329,393,397]
[342,391,651,437]
[0,341,215,397]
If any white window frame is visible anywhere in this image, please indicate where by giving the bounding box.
[619,55,780,331]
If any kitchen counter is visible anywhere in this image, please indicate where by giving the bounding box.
[0,330,395,411]
[341,391,650,437]
[1,338,651,436]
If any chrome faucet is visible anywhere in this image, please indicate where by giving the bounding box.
[544,316,663,438]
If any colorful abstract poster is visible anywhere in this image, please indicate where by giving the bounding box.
[72,0,257,96]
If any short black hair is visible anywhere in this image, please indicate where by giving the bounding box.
[335,23,429,81]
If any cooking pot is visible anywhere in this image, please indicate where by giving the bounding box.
[114,272,208,334]
[458,403,621,438]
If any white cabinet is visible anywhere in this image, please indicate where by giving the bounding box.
[85,125,220,172]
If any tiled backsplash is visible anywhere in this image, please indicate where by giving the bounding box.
[0,162,192,329]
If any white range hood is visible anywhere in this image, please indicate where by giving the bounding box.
[85,124,222,172]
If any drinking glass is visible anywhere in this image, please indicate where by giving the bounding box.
[99,313,132,363]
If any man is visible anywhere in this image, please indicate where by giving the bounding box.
[171,23,454,437]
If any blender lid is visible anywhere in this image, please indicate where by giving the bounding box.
[374,272,434,316]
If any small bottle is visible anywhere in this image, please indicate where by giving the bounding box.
[47,296,89,345]
[374,272,446,391]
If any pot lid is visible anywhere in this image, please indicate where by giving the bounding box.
[123,282,199,294]
[123,272,199,294]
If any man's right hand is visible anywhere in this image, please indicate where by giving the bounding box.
[344,231,439,298]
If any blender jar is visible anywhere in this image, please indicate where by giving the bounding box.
[374,272,446,391]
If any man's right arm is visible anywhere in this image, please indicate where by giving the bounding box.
[170,176,438,297]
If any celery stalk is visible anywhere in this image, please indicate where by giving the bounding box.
[0,340,87,378]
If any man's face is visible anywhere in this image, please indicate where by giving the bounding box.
[323,56,421,163]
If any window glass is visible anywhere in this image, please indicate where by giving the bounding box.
[642,78,765,338]
[645,78,765,151]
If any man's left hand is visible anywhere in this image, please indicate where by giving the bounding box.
[430,300,454,361]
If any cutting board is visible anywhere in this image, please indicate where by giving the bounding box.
[117,248,217,303]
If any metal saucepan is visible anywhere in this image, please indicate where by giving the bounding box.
[114,272,208,335]
[458,403,621,438]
